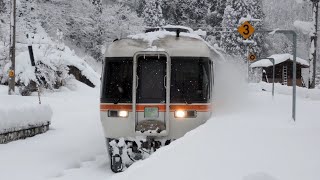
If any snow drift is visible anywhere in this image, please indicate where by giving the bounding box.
[0,94,52,134]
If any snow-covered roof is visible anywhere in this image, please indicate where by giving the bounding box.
[250,53,309,68]
[105,31,214,58]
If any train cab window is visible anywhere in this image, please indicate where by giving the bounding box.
[171,57,211,103]
[102,58,133,103]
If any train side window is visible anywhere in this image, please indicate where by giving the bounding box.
[102,58,133,103]
[170,57,211,103]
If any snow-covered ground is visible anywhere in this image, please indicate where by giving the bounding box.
[0,91,52,134]
[111,85,320,180]
[0,79,319,180]
[0,82,110,180]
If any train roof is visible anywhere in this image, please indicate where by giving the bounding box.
[105,31,219,58]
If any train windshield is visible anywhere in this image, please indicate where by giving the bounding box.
[171,57,211,103]
[102,57,212,104]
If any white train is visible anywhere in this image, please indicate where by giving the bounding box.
[100,29,219,172]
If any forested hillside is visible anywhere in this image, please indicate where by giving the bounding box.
[0,0,319,89]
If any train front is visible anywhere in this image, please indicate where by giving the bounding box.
[100,33,215,172]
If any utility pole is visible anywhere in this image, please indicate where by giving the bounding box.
[8,0,16,95]
[309,0,319,89]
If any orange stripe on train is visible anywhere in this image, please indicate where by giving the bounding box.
[100,104,212,112]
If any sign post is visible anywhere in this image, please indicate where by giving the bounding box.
[27,34,41,104]
[8,0,16,95]
[239,22,255,81]
[256,30,297,121]
[237,23,297,121]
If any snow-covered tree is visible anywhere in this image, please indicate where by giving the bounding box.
[101,4,144,41]
[17,0,39,38]
[142,0,165,27]
[220,1,240,56]
[220,0,264,59]
[38,0,104,61]
[189,0,209,29]
[206,0,227,28]
[0,0,10,84]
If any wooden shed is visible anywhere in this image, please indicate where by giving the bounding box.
[250,54,309,87]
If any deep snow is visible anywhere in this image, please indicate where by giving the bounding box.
[0,80,320,180]
[0,82,110,180]
[0,91,52,133]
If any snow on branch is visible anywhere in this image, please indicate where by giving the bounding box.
[238,14,262,25]
[269,28,280,35]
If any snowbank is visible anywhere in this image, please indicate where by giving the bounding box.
[249,82,320,100]
[250,53,309,68]
[110,83,320,180]
[0,93,52,134]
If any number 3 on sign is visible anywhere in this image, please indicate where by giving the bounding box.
[243,25,250,35]
[238,21,255,39]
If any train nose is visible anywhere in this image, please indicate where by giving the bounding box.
[136,120,166,134]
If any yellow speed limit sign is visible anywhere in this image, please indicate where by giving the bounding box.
[9,70,15,78]
[238,21,255,39]
[248,54,256,61]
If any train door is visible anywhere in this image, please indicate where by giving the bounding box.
[133,52,170,136]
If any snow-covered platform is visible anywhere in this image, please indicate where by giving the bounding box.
[0,86,52,144]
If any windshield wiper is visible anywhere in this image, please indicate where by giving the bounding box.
[113,86,124,104]
[181,84,190,104]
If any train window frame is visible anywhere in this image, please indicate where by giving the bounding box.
[101,57,133,103]
[170,57,212,104]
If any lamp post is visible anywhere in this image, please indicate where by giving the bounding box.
[8,0,16,95]
[309,0,319,89]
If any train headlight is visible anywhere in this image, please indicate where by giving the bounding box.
[175,110,186,118]
[174,110,197,118]
[108,110,129,118]
[118,110,129,118]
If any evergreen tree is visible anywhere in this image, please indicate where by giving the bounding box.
[220,0,264,58]
[189,0,209,29]
[220,0,241,56]
[161,0,208,29]
[206,0,227,28]
[161,0,177,24]
[142,0,165,27]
